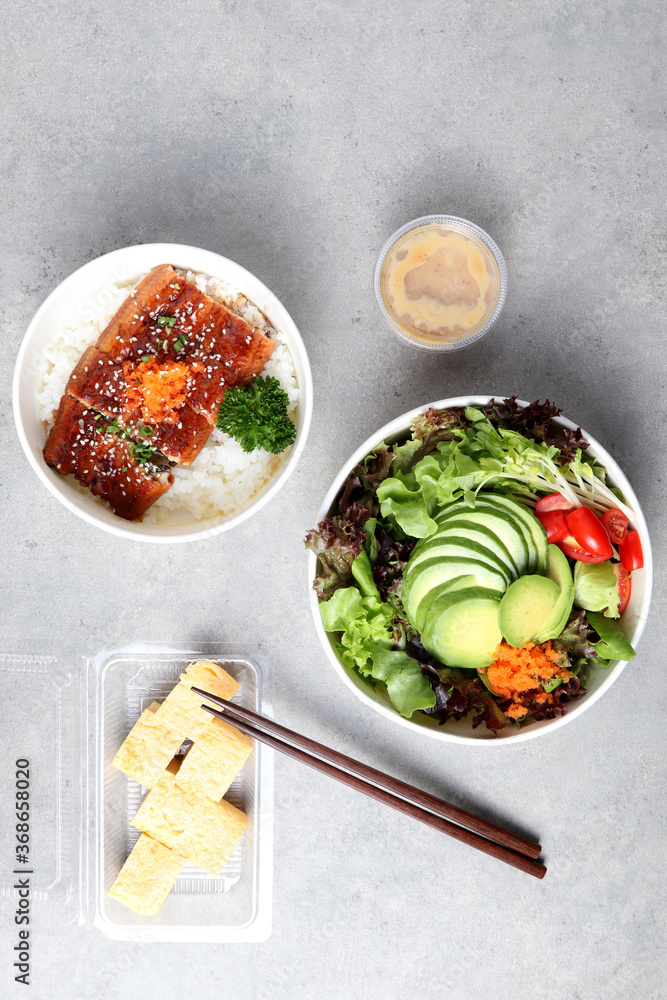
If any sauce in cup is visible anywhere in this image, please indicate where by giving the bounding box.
[375,217,507,351]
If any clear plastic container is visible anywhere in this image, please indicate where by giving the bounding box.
[0,643,273,942]
[374,215,508,352]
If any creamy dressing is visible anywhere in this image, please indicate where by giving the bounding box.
[381,225,500,343]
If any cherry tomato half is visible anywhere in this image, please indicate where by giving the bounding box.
[614,564,632,615]
[618,530,644,571]
[558,535,611,563]
[565,506,613,560]
[536,508,569,543]
[601,508,629,546]
[535,493,575,513]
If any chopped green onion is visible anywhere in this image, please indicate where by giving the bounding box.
[128,441,154,463]
[157,315,177,328]
[141,355,151,362]
[102,418,155,465]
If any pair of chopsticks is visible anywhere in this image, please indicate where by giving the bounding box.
[192,688,546,879]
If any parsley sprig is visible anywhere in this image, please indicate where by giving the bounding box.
[216,376,296,455]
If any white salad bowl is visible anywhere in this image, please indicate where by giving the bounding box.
[14,243,312,543]
[308,396,652,744]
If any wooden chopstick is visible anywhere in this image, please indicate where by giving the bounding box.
[194,688,541,859]
[193,689,546,879]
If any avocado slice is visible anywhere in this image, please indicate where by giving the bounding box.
[533,544,575,643]
[498,574,561,647]
[407,537,514,585]
[421,587,504,670]
[437,499,538,573]
[416,519,520,578]
[473,495,548,574]
[402,556,508,626]
[434,504,529,574]
[410,574,477,632]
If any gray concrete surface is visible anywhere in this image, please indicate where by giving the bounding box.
[1,1,666,997]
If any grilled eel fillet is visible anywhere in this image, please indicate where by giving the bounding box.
[43,265,277,521]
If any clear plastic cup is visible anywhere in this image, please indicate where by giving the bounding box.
[374,215,508,352]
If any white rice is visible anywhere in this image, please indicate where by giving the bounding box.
[37,270,299,523]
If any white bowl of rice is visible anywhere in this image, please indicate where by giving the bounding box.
[13,243,312,542]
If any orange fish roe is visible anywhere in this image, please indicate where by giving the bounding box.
[123,360,191,424]
[486,641,571,720]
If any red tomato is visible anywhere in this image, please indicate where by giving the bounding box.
[536,493,575,513]
[614,564,631,615]
[536,508,569,543]
[565,506,613,560]
[618,530,644,571]
[601,508,629,546]
[558,535,611,564]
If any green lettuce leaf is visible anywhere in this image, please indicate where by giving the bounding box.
[305,503,371,599]
[376,477,437,538]
[574,561,620,618]
[319,586,432,717]
[551,609,606,679]
[335,596,395,673]
[367,645,436,717]
[362,517,379,562]
[351,551,380,599]
[319,587,365,632]
[337,443,395,514]
[586,612,636,661]
[391,437,423,475]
